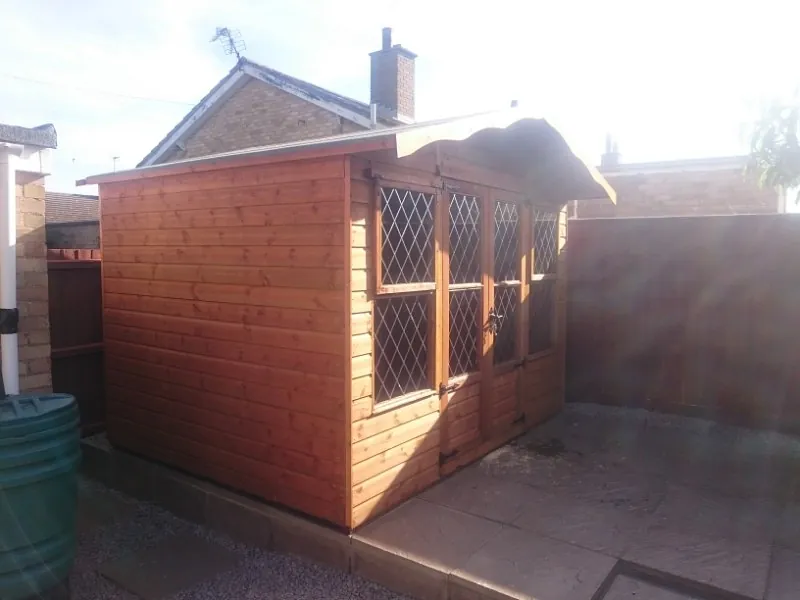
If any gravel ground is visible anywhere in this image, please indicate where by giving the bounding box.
[73,479,408,600]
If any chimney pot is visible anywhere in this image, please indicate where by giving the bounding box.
[382,28,392,50]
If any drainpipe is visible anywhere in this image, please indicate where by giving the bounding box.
[0,146,19,396]
[370,103,378,128]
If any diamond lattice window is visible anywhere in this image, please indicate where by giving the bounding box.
[533,209,558,275]
[529,280,555,354]
[494,201,519,282]
[493,286,519,364]
[449,289,480,377]
[381,188,434,285]
[449,194,481,284]
[374,295,429,402]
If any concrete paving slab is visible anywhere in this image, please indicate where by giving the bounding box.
[766,546,800,600]
[419,467,540,524]
[451,526,617,600]
[76,480,137,534]
[775,502,800,551]
[513,489,651,557]
[623,525,771,599]
[649,485,779,544]
[602,575,699,600]
[354,499,504,573]
[98,532,240,599]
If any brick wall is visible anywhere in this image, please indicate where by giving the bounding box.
[164,79,366,162]
[16,180,52,392]
[46,222,100,249]
[574,167,782,218]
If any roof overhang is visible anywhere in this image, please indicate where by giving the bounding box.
[80,109,615,206]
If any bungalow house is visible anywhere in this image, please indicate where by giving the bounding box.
[139,28,414,167]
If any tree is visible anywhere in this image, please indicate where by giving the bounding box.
[748,101,800,190]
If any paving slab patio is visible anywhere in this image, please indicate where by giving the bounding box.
[356,403,800,600]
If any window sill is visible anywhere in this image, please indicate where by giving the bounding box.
[372,388,438,416]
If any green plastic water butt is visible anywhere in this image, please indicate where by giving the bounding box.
[0,393,80,600]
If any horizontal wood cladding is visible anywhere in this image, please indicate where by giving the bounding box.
[109,418,344,525]
[104,279,343,311]
[104,224,344,247]
[351,465,438,528]
[103,263,345,290]
[104,245,344,269]
[101,157,349,526]
[102,160,345,200]
[104,293,344,334]
[103,200,344,231]
[107,380,342,477]
[351,396,439,442]
[351,411,440,465]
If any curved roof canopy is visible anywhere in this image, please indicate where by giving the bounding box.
[80,108,615,207]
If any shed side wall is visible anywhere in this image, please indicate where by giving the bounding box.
[100,156,349,526]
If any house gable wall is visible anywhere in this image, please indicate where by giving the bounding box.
[162,78,367,163]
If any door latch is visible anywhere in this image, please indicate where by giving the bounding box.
[487,307,504,335]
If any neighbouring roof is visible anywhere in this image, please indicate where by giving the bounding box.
[83,109,616,207]
[45,192,99,224]
[602,156,748,176]
[0,123,57,149]
[138,57,391,168]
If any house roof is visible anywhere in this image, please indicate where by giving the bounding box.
[45,192,99,224]
[138,57,391,168]
[0,123,57,149]
[602,156,748,176]
[82,108,616,207]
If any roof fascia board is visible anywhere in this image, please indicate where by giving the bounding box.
[242,64,374,129]
[139,69,249,167]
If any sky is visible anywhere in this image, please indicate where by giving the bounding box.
[1,0,798,194]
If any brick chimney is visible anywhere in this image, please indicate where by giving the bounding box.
[600,134,620,170]
[370,28,416,123]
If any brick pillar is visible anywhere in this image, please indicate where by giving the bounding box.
[15,179,52,392]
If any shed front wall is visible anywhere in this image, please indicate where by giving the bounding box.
[100,156,349,526]
[348,148,568,528]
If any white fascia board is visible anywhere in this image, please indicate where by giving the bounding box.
[242,64,374,129]
[140,69,248,167]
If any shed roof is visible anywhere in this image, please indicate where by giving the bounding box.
[82,109,616,206]
[45,192,99,224]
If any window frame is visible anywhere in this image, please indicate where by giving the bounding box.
[371,179,443,408]
[526,206,561,358]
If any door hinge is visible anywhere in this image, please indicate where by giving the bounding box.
[439,449,458,464]
[439,382,457,396]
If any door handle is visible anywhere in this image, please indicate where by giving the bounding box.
[487,307,504,335]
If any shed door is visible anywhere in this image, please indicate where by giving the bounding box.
[439,183,527,464]
[439,189,485,460]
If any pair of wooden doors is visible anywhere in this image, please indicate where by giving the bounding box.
[437,181,528,466]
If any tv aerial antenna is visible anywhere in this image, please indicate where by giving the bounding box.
[211,27,246,60]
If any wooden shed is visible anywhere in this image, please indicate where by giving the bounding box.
[80,110,614,530]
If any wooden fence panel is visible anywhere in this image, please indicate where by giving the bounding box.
[567,215,800,432]
[48,249,104,433]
